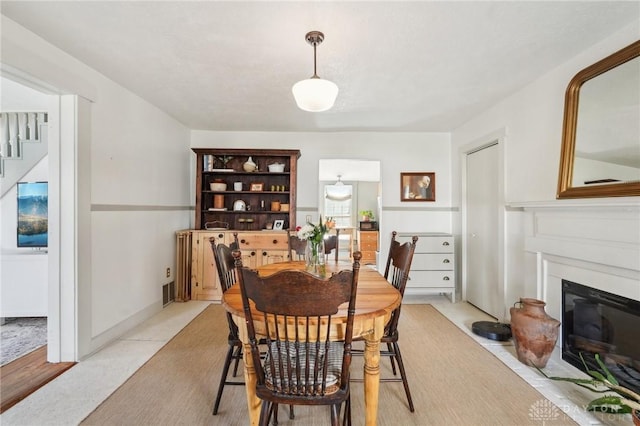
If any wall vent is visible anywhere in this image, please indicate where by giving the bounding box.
[162,281,175,307]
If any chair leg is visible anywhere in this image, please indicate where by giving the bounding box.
[392,341,415,412]
[330,404,340,426]
[387,342,397,375]
[212,343,235,415]
[342,394,351,426]
[260,401,273,426]
[231,345,242,377]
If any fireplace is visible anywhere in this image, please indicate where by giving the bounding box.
[562,279,640,394]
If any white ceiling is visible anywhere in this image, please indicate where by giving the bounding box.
[1,1,638,133]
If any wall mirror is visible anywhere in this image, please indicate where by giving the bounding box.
[557,40,640,199]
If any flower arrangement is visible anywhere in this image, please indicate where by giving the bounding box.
[296,216,333,243]
[296,216,335,276]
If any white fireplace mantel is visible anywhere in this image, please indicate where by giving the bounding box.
[516,199,640,324]
[517,200,640,272]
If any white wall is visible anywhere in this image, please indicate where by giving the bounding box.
[1,78,50,317]
[190,131,454,264]
[451,23,640,314]
[0,158,49,316]
[2,16,192,359]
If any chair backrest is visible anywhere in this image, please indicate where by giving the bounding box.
[210,233,240,292]
[211,233,241,338]
[323,228,340,262]
[234,250,362,403]
[288,234,307,261]
[382,231,418,335]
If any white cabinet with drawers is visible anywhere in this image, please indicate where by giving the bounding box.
[396,232,456,301]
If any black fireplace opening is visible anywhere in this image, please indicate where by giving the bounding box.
[562,279,640,394]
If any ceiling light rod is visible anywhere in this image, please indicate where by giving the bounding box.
[306,31,324,79]
[292,30,339,112]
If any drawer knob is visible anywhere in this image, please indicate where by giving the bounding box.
[272,239,278,244]
[241,239,247,244]
[443,276,450,281]
[218,233,224,239]
[443,259,450,264]
[442,241,450,246]
[263,251,267,256]
[250,251,256,256]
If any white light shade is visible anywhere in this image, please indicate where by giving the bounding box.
[292,78,339,112]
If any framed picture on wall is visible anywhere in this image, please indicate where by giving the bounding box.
[400,172,435,202]
[17,181,49,248]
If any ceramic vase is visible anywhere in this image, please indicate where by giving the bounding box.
[305,239,326,277]
[510,298,560,368]
[243,156,257,172]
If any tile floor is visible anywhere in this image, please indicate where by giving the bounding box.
[0,296,630,425]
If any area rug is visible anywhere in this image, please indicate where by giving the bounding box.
[1,317,47,366]
[82,304,576,425]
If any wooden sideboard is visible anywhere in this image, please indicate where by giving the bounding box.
[357,230,379,265]
[396,232,456,301]
[176,230,290,301]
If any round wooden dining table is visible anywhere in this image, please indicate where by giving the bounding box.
[221,260,401,426]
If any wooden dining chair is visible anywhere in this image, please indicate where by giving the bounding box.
[288,233,307,261]
[210,234,243,415]
[352,231,418,412]
[324,228,340,262]
[234,250,362,426]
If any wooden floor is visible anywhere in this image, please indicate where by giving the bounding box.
[0,346,76,413]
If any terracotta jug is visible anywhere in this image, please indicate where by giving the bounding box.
[510,298,560,368]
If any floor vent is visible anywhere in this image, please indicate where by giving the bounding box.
[162,281,175,307]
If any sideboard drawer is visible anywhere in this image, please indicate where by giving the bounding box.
[407,270,455,287]
[411,253,455,270]
[236,232,288,250]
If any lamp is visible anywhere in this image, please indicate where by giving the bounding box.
[292,31,338,112]
[325,176,351,201]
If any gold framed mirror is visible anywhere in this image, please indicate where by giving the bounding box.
[557,40,640,199]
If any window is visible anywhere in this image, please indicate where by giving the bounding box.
[324,184,352,227]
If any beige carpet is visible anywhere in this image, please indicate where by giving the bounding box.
[82,304,576,425]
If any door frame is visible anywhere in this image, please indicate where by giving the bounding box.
[1,67,80,362]
[459,129,508,319]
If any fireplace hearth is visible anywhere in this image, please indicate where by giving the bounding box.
[562,279,640,394]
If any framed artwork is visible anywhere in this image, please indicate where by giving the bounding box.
[400,172,435,202]
[273,219,285,230]
[250,182,264,191]
[17,181,48,248]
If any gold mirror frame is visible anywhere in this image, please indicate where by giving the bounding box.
[557,40,640,199]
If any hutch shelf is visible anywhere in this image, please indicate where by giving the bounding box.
[192,148,301,231]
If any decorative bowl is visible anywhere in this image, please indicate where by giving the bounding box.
[210,182,227,191]
[268,163,285,172]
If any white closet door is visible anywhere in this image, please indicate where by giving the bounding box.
[465,143,500,318]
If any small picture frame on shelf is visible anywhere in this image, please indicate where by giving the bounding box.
[273,219,285,230]
[250,182,264,192]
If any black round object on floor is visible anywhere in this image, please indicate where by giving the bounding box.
[472,321,512,341]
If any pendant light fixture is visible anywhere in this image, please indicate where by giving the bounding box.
[292,31,339,112]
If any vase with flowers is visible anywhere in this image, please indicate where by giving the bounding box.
[296,216,334,276]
